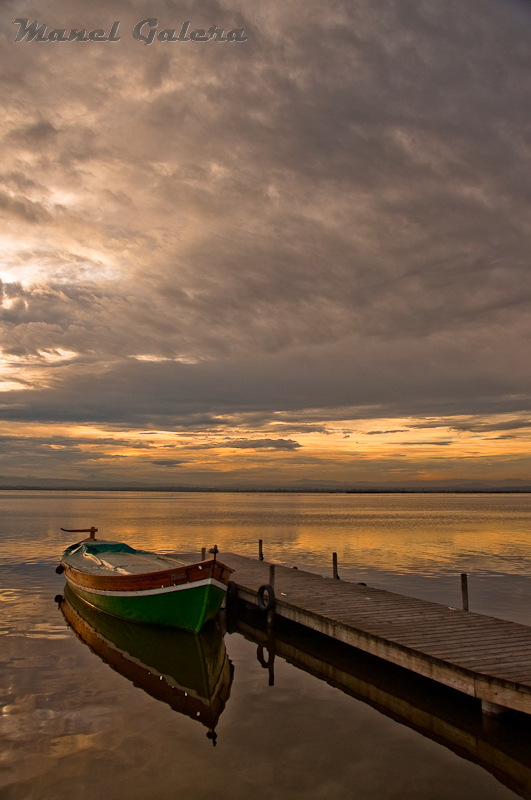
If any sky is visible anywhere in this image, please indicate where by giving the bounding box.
[1,0,531,487]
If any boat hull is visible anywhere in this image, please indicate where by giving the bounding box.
[66,577,227,632]
[60,544,233,632]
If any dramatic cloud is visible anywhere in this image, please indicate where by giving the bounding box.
[1,0,530,484]
[151,459,187,466]
[224,438,301,450]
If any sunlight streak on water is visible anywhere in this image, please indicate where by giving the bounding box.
[2,490,531,620]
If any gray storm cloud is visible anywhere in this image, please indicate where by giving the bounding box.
[0,0,530,431]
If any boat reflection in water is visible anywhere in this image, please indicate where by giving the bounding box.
[230,607,531,800]
[58,585,233,745]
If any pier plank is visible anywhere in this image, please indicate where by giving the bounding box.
[395,637,531,655]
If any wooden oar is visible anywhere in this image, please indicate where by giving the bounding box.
[61,526,98,539]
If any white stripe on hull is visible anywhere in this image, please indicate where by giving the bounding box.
[66,575,228,598]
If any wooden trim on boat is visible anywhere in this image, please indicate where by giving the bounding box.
[62,557,233,593]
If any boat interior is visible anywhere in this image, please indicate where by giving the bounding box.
[65,540,189,575]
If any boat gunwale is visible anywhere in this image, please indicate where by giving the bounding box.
[61,551,233,593]
[65,573,230,598]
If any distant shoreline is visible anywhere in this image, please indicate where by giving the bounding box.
[1,486,530,494]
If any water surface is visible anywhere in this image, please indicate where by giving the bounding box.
[2,491,531,799]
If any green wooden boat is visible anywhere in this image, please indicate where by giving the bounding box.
[57,530,234,633]
[59,584,233,740]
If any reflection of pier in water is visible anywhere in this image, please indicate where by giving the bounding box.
[230,608,531,800]
[59,586,233,744]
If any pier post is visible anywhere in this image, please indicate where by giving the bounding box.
[201,547,206,561]
[461,573,469,611]
[333,552,339,580]
[482,699,509,716]
[259,540,264,561]
[267,565,276,628]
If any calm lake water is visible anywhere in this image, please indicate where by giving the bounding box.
[2,491,531,799]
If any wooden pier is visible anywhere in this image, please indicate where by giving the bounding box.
[202,552,531,716]
[233,613,531,800]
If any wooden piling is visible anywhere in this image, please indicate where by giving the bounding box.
[259,539,264,561]
[201,547,206,561]
[267,565,276,628]
[333,552,339,580]
[482,699,509,716]
[461,573,469,612]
